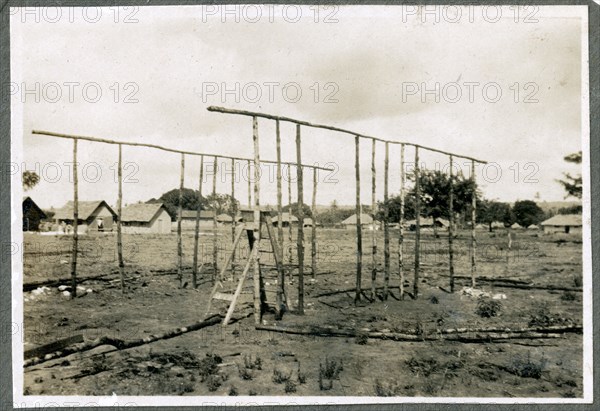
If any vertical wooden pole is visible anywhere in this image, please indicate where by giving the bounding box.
[383,142,390,300]
[470,160,477,287]
[370,139,377,300]
[398,144,405,300]
[71,139,78,299]
[448,155,455,293]
[247,159,252,208]
[117,144,125,294]
[231,158,236,276]
[414,146,421,299]
[252,116,263,324]
[355,135,362,302]
[275,120,285,308]
[212,157,218,282]
[192,155,204,288]
[177,153,185,288]
[296,124,305,315]
[311,168,318,279]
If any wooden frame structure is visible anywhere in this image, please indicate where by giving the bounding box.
[206,106,487,303]
[32,130,332,308]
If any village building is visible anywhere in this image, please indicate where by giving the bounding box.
[342,213,377,230]
[511,223,523,229]
[404,217,449,232]
[22,197,47,231]
[121,203,172,234]
[54,200,117,234]
[540,214,582,234]
[179,210,216,230]
[272,212,299,228]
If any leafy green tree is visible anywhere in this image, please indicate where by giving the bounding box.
[557,151,582,199]
[23,171,40,191]
[205,193,239,216]
[149,188,207,220]
[283,202,313,218]
[512,200,545,227]
[478,199,512,231]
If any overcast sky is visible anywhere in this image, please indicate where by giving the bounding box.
[12,5,586,209]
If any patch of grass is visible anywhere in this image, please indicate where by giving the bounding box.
[149,350,200,369]
[573,276,583,288]
[228,386,238,396]
[248,389,258,396]
[243,354,262,370]
[406,356,439,377]
[507,352,547,379]
[272,368,292,384]
[198,353,222,379]
[318,357,343,391]
[430,296,439,304]
[561,291,577,301]
[475,298,502,318]
[297,362,307,384]
[355,333,368,345]
[320,357,343,380]
[206,374,222,392]
[528,302,572,327]
[284,380,297,393]
[237,365,253,381]
[374,378,401,397]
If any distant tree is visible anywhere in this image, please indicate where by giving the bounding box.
[205,193,239,216]
[23,171,40,191]
[558,204,582,215]
[512,200,545,227]
[379,170,477,230]
[478,200,512,232]
[150,188,208,220]
[316,207,354,227]
[283,202,312,218]
[376,195,416,223]
[557,151,582,199]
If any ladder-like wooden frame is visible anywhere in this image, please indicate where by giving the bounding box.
[204,211,286,325]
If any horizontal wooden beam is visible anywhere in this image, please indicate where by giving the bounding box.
[31,130,335,172]
[207,105,487,164]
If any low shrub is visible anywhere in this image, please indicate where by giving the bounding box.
[476,298,502,318]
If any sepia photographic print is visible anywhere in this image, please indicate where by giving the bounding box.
[5,3,596,408]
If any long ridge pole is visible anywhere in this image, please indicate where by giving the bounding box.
[117,144,125,294]
[192,155,204,289]
[414,146,421,299]
[370,139,377,300]
[399,144,405,300]
[71,138,78,299]
[383,142,390,300]
[355,135,362,303]
[32,130,335,171]
[204,107,488,164]
[296,124,305,315]
[177,153,185,288]
[448,155,455,293]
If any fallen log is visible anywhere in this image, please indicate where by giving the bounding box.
[256,323,581,343]
[25,334,84,360]
[24,273,115,292]
[24,314,222,368]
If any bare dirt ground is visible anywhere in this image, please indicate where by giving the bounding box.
[21,227,583,398]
